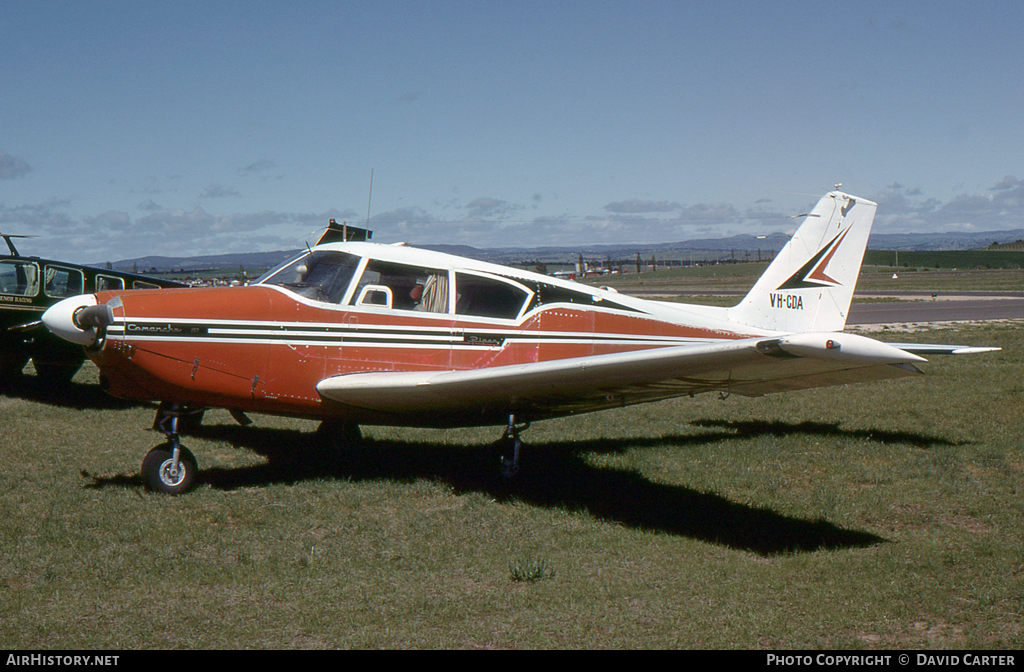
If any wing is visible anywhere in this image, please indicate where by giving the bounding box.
[316,332,937,425]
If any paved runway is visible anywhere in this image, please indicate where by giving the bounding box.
[626,288,1024,325]
[847,297,1024,325]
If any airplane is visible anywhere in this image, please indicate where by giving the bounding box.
[40,190,998,494]
[0,233,185,385]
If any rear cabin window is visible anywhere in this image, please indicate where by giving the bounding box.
[132,280,160,290]
[43,265,84,298]
[349,260,449,313]
[259,251,361,303]
[0,260,40,297]
[454,273,529,320]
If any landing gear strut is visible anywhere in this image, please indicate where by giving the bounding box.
[142,403,198,495]
[496,414,528,478]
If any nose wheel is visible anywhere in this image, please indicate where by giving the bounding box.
[143,403,199,495]
[142,443,197,495]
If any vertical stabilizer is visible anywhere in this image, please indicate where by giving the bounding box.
[727,191,876,333]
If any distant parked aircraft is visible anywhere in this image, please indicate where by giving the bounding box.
[0,234,183,384]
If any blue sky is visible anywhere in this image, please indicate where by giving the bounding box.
[2,0,1023,262]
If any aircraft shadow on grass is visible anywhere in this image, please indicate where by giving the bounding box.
[81,416,967,556]
[0,376,148,411]
[689,419,969,449]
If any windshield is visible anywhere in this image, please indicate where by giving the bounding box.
[257,250,361,303]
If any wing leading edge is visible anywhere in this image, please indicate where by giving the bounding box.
[316,332,930,424]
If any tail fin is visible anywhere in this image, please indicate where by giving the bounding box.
[727,190,876,333]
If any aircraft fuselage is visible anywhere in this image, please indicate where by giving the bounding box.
[84,269,755,425]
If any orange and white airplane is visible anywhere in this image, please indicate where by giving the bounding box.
[42,190,997,494]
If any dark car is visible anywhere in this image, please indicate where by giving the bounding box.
[1,235,185,384]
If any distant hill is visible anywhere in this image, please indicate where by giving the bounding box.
[103,250,297,274]
[869,229,1024,251]
[100,228,1024,273]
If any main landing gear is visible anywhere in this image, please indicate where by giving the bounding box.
[142,403,199,495]
[496,414,529,478]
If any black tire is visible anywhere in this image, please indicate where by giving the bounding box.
[492,434,522,478]
[141,444,198,495]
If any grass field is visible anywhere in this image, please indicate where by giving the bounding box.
[0,321,1021,649]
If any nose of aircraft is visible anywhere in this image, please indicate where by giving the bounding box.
[42,294,105,346]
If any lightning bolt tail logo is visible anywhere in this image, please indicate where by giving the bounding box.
[777,227,851,290]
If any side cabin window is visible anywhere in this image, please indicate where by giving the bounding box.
[258,251,361,303]
[43,265,84,299]
[516,280,639,314]
[349,260,449,313]
[95,275,125,292]
[0,260,40,297]
[454,272,529,320]
[132,280,160,290]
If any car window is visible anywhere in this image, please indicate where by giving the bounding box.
[0,260,40,297]
[43,265,84,298]
[96,275,125,292]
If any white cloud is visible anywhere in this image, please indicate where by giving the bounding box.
[465,198,522,219]
[0,201,73,230]
[603,199,681,214]
[7,177,1024,262]
[0,151,32,179]
[200,184,241,199]
[238,159,277,176]
[871,179,1024,234]
[990,175,1024,191]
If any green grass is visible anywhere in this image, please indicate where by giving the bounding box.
[1,323,1022,648]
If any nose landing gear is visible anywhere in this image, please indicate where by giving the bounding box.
[142,403,198,495]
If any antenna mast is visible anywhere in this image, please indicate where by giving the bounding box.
[366,168,374,227]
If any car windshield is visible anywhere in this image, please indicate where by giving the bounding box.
[257,250,361,303]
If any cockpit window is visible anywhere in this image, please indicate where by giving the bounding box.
[258,251,360,303]
[454,273,529,320]
[349,260,449,313]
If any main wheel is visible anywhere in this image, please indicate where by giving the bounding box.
[141,444,198,495]
[495,435,522,478]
